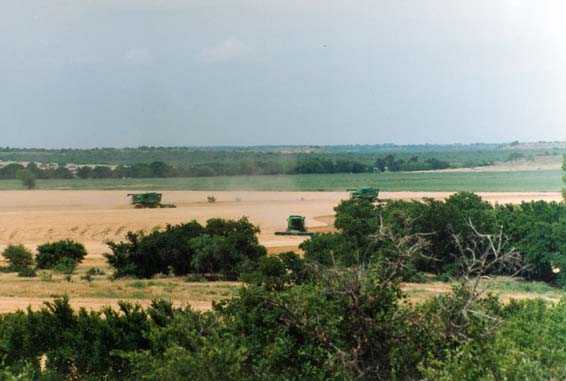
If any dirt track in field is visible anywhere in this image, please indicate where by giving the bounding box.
[0,190,562,266]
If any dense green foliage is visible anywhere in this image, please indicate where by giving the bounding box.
[0,248,555,380]
[423,299,566,379]
[307,193,566,285]
[104,218,267,279]
[0,297,153,379]
[2,244,34,271]
[35,240,87,270]
[15,169,36,189]
[0,157,429,181]
[2,192,566,379]
[0,256,506,380]
[374,154,451,172]
[17,266,37,278]
[2,291,566,380]
[0,143,563,182]
[0,163,73,181]
[0,142,562,167]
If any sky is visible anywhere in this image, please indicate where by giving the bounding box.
[1,0,566,148]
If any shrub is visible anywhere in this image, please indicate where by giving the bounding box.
[16,169,36,189]
[105,221,206,278]
[80,267,105,282]
[301,232,359,267]
[17,266,37,278]
[2,244,34,271]
[85,267,105,276]
[207,196,216,203]
[38,270,52,282]
[36,240,87,269]
[242,252,309,291]
[53,257,78,274]
[437,273,452,282]
[105,218,266,279]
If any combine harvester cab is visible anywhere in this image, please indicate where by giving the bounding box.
[275,215,315,237]
[128,192,176,208]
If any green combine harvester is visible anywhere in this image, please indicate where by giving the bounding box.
[275,215,315,236]
[127,193,176,208]
[348,187,380,202]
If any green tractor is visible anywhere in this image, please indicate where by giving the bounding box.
[128,192,176,208]
[275,215,314,236]
[348,187,380,202]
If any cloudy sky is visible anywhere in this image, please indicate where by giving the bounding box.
[2,0,566,148]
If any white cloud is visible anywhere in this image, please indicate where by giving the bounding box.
[198,37,250,63]
[124,48,152,64]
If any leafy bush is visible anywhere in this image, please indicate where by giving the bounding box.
[495,201,566,283]
[38,270,52,282]
[300,232,360,267]
[16,266,36,278]
[2,244,34,271]
[80,267,105,282]
[4,192,566,380]
[53,257,78,274]
[105,221,206,278]
[301,192,566,285]
[423,299,566,379]
[105,218,266,279]
[374,154,450,172]
[35,240,87,269]
[16,169,35,189]
[0,224,558,380]
[242,251,309,291]
[380,192,497,275]
[0,296,152,379]
[85,267,105,276]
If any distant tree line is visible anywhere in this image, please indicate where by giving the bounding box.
[374,154,450,172]
[0,156,453,181]
[0,163,74,180]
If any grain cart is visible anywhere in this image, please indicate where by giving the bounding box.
[348,187,379,202]
[127,192,176,208]
[275,215,315,236]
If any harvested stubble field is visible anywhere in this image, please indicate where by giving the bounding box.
[401,277,564,305]
[0,270,239,313]
[0,190,562,312]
